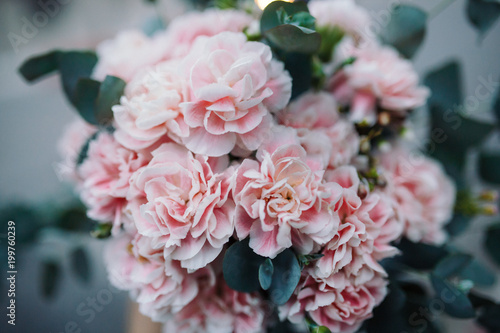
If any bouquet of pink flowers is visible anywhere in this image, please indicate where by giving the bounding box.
[19,0,500,332]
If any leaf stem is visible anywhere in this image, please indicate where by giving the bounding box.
[428,0,458,20]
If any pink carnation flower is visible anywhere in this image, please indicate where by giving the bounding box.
[280,270,387,333]
[163,9,254,59]
[180,32,292,156]
[93,30,169,82]
[127,142,235,270]
[309,0,373,41]
[112,61,189,150]
[279,92,360,169]
[313,167,402,285]
[234,130,342,258]
[164,277,266,333]
[315,181,402,287]
[78,131,150,234]
[331,41,430,124]
[104,233,213,322]
[380,148,456,245]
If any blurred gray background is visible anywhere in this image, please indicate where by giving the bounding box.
[0,0,499,332]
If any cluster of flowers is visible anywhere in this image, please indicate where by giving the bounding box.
[59,1,456,332]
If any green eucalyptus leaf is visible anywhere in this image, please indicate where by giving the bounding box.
[96,75,125,125]
[90,223,113,239]
[430,273,475,318]
[485,223,500,266]
[467,0,500,36]
[397,238,449,270]
[424,61,462,110]
[56,205,91,231]
[57,51,98,105]
[280,52,312,100]
[445,213,471,236]
[265,24,321,54]
[0,205,43,244]
[18,50,62,82]
[380,5,427,58]
[260,0,309,34]
[73,78,101,125]
[286,11,316,30]
[259,258,274,290]
[460,259,496,287]
[479,152,500,184]
[429,143,467,188]
[41,261,60,299]
[493,85,500,126]
[71,247,91,284]
[268,249,301,305]
[223,239,265,293]
[434,253,473,279]
[427,105,494,164]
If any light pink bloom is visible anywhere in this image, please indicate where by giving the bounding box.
[180,32,292,156]
[279,92,340,129]
[104,233,213,322]
[93,30,169,82]
[163,9,253,59]
[234,132,342,258]
[280,270,387,333]
[330,41,430,124]
[164,277,266,333]
[315,192,401,286]
[309,0,373,41]
[127,142,235,270]
[113,61,189,150]
[78,131,150,234]
[57,118,97,182]
[380,148,456,245]
[314,167,403,284]
[279,92,360,168]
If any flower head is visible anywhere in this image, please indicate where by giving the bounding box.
[180,32,292,156]
[127,142,235,270]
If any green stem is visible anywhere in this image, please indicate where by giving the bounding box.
[428,0,458,20]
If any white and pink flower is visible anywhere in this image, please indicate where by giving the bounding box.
[313,167,402,285]
[127,142,235,270]
[180,32,292,156]
[234,130,342,258]
[279,92,360,169]
[163,9,254,59]
[380,147,456,245]
[280,270,387,333]
[93,30,169,82]
[104,233,214,322]
[112,60,188,150]
[309,0,373,41]
[331,41,430,124]
[78,131,151,234]
[164,277,266,333]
